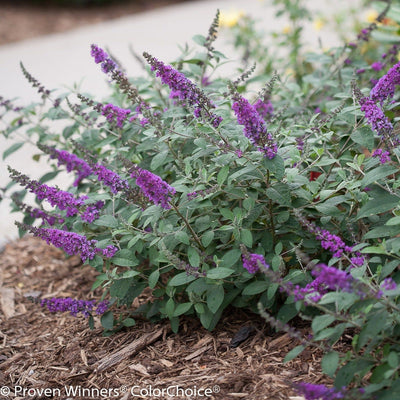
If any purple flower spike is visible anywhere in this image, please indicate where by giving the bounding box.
[41,297,109,317]
[92,164,129,194]
[101,103,131,128]
[372,148,391,164]
[359,97,393,137]
[49,149,93,186]
[371,60,400,104]
[296,382,345,400]
[143,52,222,127]
[242,253,268,274]
[232,95,277,159]
[17,223,117,263]
[130,167,176,209]
[90,44,119,75]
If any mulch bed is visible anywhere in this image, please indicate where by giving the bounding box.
[0,236,331,399]
[0,0,192,45]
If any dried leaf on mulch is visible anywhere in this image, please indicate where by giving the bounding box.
[0,236,334,399]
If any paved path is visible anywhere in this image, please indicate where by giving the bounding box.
[0,0,362,245]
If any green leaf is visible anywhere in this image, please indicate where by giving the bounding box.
[101,311,114,330]
[39,170,60,183]
[110,278,132,298]
[207,285,225,313]
[201,231,214,247]
[217,165,229,186]
[357,194,399,220]
[311,315,336,334]
[262,155,285,180]
[173,302,192,317]
[351,126,374,150]
[313,324,346,342]
[206,267,235,279]
[335,359,374,387]
[122,318,136,327]
[148,270,160,289]
[220,249,241,268]
[240,229,253,247]
[388,352,399,369]
[242,281,269,296]
[361,165,398,188]
[192,34,206,45]
[93,215,119,228]
[175,231,190,245]
[111,249,139,267]
[165,298,175,319]
[266,183,291,206]
[364,224,400,239]
[284,345,305,363]
[276,303,298,324]
[322,351,339,377]
[357,311,388,350]
[187,247,200,268]
[3,142,23,160]
[169,272,197,286]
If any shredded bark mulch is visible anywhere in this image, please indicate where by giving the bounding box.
[0,236,333,399]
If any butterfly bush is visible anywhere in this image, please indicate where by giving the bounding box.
[4,3,400,399]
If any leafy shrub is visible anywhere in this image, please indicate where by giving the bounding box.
[3,1,400,398]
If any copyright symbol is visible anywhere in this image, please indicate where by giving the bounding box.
[213,385,220,393]
[120,385,128,393]
[0,386,10,396]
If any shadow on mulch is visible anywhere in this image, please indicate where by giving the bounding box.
[0,0,195,46]
[0,236,329,399]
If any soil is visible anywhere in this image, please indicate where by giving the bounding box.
[0,237,331,399]
[0,2,331,399]
[0,0,192,45]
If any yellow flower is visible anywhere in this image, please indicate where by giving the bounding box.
[219,10,245,28]
[313,18,324,32]
[365,9,379,23]
[282,24,291,34]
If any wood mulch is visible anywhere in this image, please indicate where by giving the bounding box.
[0,236,332,399]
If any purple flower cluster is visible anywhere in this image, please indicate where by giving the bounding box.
[359,97,393,137]
[42,147,129,194]
[143,52,222,128]
[18,223,117,263]
[372,148,391,164]
[371,61,384,72]
[297,213,365,267]
[296,382,345,400]
[130,167,176,209]
[232,95,277,159]
[9,167,98,222]
[101,103,131,128]
[41,297,109,317]
[242,253,269,274]
[370,61,400,104]
[30,208,65,226]
[90,44,119,75]
[46,147,93,186]
[129,102,151,126]
[92,164,129,194]
[254,99,274,120]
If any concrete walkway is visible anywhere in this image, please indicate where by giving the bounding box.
[0,0,363,245]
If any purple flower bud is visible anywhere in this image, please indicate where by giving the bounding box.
[41,297,109,317]
[130,167,176,209]
[232,95,277,159]
[242,253,268,274]
[143,52,222,127]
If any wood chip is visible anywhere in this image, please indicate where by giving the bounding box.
[0,287,15,319]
